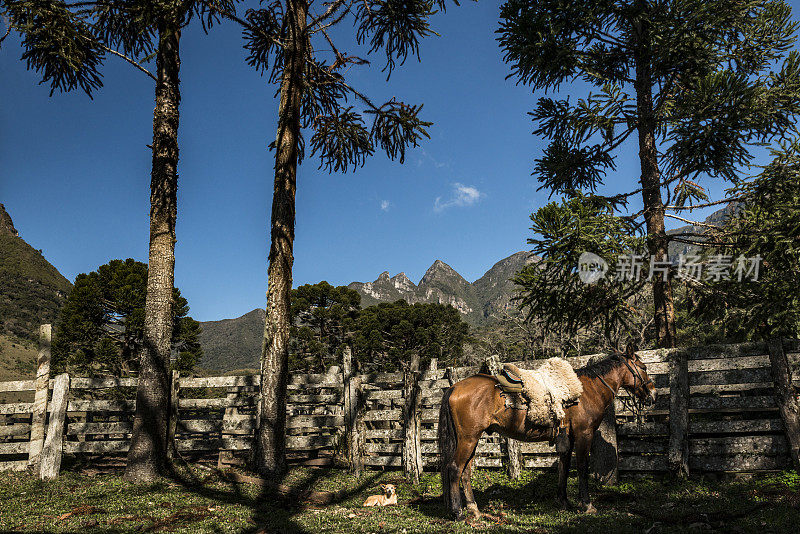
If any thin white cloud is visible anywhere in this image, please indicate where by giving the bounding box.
[421,147,450,169]
[380,200,390,212]
[434,183,484,212]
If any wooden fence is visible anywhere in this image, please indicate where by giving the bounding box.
[1,328,799,479]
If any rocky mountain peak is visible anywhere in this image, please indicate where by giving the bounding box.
[391,272,416,292]
[419,259,466,287]
[0,204,19,238]
[348,251,530,326]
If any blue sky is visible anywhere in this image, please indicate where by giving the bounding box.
[1,1,793,321]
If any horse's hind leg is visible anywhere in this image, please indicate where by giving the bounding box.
[460,445,480,519]
[448,437,478,520]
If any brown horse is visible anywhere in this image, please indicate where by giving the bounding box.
[438,345,656,520]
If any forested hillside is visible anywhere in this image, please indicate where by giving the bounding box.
[0,204,72,342]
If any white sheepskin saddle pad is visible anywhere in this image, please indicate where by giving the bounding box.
[506,358,583,427]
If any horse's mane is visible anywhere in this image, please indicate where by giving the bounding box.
[575,353,627,379]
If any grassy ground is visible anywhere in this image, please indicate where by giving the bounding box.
[0,334,36,381]
[0,465,798,533]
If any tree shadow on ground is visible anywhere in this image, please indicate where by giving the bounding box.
[164,461,383,533]
[415,469,800,533]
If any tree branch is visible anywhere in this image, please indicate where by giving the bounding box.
[99,44,157,81]
[199,0,287,50]
[308,0,348,30]
[665,213,720,229]
[0,15,11,47]
[669,237,734,248]
[665,196,742,211]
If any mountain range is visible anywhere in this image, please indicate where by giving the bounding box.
[347,251,536,326]
[198,252,536,371]
[0,199,733,375]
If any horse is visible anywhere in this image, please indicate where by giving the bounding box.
[437,345,656,520]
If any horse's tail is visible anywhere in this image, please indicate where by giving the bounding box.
[438,386,457,506]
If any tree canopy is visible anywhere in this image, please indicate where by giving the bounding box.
[352,300,469,372]
[289,281,361,372]
[52,259,202,375]
[499,0,800,348]
[513,194,648,350]
[285,282,470,372]
[690,142,800,341]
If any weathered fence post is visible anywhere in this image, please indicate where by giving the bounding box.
[342,347,363,476]
[668,348,690,478]
[585,352,618,485]
[445,367,457,386]
[590,403,618,485]
[482,355,522,479]
[768,339,800,471]
[28,324,51,468]
[167,370,179,462]
[39,372,69,481]
[403,352,423,484]
[218,383,238,469]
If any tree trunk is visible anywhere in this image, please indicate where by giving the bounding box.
[253,0,308,476]
[125,21,181,483]
[633,13,677,349]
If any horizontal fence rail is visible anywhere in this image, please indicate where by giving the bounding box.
[1,333,799,479]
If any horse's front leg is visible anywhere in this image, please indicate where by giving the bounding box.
[556,429,574,509]
[574,430,597,514]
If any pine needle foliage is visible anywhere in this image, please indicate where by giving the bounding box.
[229,0,446,172]
[693,142,800,340]
[500,0,800,347]
[513,194,646,344]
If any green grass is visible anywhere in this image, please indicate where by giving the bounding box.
[0,335,37,380]
[1,465,798,533]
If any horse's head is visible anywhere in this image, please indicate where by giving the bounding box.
[619,343,656,406]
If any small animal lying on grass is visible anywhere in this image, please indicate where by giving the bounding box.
[363,484,397,507]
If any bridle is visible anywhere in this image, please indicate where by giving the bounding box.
[597,356,653,421]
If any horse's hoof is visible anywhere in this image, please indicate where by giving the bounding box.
[583,503,597,514]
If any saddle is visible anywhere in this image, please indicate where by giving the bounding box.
[492,361,581,445]
[494,363,525,394]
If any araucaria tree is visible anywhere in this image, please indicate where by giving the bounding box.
[90,0,230,483]
[513,194,648,351]
[52,259,203,376]
[216,0,447,474]
[289,282,361,373]
[499,0,800,348]
[694,142,800,341]
[3,0,229,481]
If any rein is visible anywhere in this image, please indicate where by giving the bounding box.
[596,357,652,423]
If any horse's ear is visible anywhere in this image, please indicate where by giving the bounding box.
[625,342,638,359]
